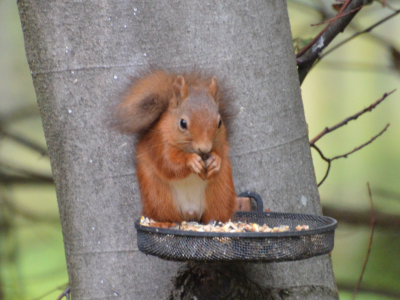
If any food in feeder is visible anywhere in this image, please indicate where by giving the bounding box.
[139,216,309,233]
[296,225,310,231]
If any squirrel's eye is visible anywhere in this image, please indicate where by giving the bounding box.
[180,119,187,130]
[218,119,222,128]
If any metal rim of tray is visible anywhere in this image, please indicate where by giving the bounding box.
[135,212,337,238]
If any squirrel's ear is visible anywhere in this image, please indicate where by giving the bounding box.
[209,76,219,100]
[173,75,188,101]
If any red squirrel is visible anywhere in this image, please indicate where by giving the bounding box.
[115,70,236,224]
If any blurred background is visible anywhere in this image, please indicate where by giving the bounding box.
[0,0,399,299]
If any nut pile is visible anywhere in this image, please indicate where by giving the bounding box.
[140,216,310,233]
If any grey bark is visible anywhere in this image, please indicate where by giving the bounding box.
[17,1,338,299]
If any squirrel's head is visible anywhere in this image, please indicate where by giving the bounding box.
[168,75,225,156]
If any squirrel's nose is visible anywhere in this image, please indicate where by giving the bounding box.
[196,143,212,157]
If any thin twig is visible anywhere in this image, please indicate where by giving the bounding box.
[296,0,352,58]
[309,91,394,186]
[295,25,331,59]
[0,104,40,124]
[32,283,69,300]
[312,124,390,186]
[348,21,396,50]
[311,5,364,26]
[333,124,388,168]
[320,9,400,60]
[0,161,53,182]
[310,144,331,187]
[352,183,376,300]
[0,130,48,156]
[56,286,71,300]
[310,90,395,145]
[1,193,59,223]
[331,124,390,161]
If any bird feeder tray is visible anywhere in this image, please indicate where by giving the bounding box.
[135,192,337,262]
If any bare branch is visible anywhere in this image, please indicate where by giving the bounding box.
[312,124,390,186]
[56,286,71,300]
[31,283,69,300]
[0,129,48,157]
[0,104,40,124]
[310,144,331,187]
[352,183,376,300]
[320,9,400,61]
[311,5,364,27]
[0,161,53,183]
[309,91,394,186]
[322,205,400,231]
[296,0,368,84]
[310,90,395,145]
[331,124,390,161]
[1,193,59,224]
[295,0,353,58]
[0,173,54,185]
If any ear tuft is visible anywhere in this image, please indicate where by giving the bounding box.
[209,76,219,100]
[173,75,188,100]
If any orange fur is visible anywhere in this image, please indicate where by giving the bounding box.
[116,70,236,223]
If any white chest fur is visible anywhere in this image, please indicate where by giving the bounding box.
[169,173,208,220]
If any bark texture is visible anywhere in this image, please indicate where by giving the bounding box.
[18,0,338,299]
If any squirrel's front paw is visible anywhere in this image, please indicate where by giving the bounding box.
[188,153,206,180]
[205,152,221,179]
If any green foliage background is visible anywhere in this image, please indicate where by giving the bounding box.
[0,1,399,299]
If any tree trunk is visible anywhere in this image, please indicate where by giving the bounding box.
[18,0,338,299]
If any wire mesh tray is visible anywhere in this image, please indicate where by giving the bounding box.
[135,192,337,262]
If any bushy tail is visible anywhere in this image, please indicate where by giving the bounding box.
[115,70,175,134]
